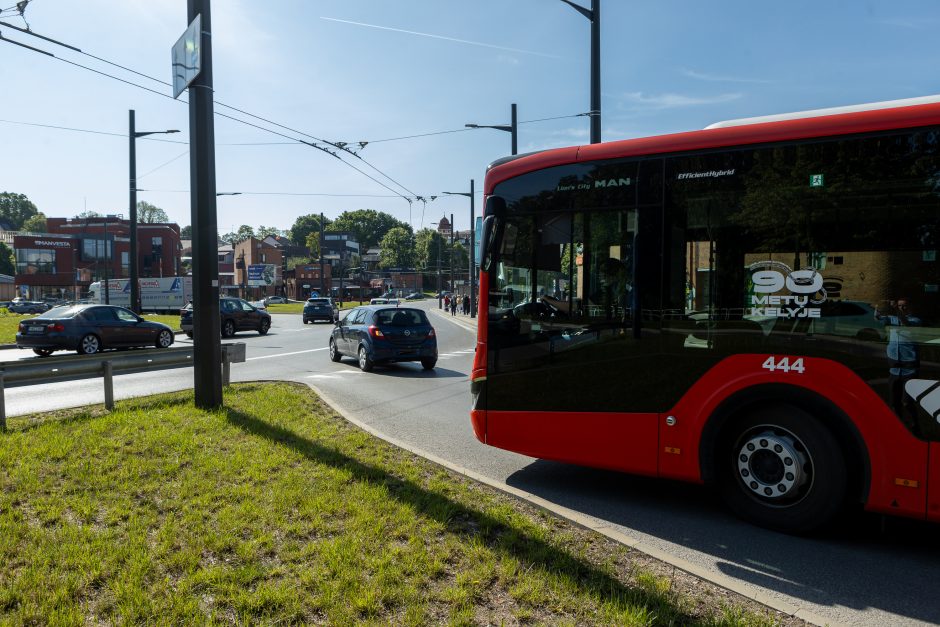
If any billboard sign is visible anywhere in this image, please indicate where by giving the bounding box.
[247,264,277,287]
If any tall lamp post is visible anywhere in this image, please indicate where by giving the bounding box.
[129,109,179,313]
[442,179,476,318]
[559,0,601,144]
[466,103,518,155]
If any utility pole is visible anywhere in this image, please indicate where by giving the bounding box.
[560,0,601,143]
[469,179,476,318]
[437,232,442,309]
[188,0,222,409]
[450,213,454,296]
[319,212,325,298]
[129,110,178,313]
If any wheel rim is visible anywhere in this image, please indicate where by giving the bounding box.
[359,347,367,368]
[224,321,234,336]
[735,426,811,504]
[330,340,336,359]
[82,335,99,354]
[261,320,270,332]
[158,330,172,347]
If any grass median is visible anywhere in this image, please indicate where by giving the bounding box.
[0,383,788,625]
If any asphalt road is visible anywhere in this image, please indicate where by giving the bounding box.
[4,303,940,626]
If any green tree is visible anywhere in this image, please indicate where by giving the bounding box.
[137,201,169,223]
[222,225,256,244]
[180,225,193,238]
[257,225,282,239]
[305,231,321,259]
[21,212,47,233]
[327,209,411,251]
[379,227,416,269]
[414,228,445,270]
[0,242,13,275]
[289,214,331,245]
[75,210,102,219]
[0,192,39,230]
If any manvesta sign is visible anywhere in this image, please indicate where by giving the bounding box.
[31,239,71,248]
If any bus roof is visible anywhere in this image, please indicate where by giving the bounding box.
[484,95,940,194]
[704,94,940,129]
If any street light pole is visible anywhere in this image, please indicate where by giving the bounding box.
[559,0,601,143]
[129,109,179,313]
[466,103,518,155]
[442,179,476,317]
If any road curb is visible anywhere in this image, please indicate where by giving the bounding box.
[306,381,838,627]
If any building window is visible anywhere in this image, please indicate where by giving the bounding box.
[16,249,56,274]
[82,238,112,261]
[121,251,129,275]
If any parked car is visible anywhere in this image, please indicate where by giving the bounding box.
[180,297,271,338]
[329,305,437,371]
[9,301,50,314]
[405,292,425,300]
[264,295,289,305]
[370,298,390,305]
[303,297,338,324]
[15,304,175,356]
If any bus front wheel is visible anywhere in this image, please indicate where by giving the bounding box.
[717,405,846,534]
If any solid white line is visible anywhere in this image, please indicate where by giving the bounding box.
[246,347,327,361]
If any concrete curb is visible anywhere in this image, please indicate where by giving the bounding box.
[306,373,837,627]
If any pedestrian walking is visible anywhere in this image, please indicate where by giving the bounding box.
[450,296,457,316]
[463,295,470,315]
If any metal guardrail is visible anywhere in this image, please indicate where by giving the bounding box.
[0,343,245,429]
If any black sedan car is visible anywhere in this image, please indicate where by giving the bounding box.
[329,305,437,371]
[180,297,271,338]
[15,304,175,356]
[303,297,338,324]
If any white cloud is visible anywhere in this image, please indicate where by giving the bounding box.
[874,17,940,30]
[619,91,743,109]
[681,68,772,84]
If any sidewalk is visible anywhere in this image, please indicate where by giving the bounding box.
[429,303,479,334]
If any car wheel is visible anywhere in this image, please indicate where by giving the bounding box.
[77,334,101,355]
[222,320,235,338]
[259,318,270,335]
[329,338,342,362]
[185,331,193,338]
[421,357,437,370]
[155,329,174,349]
[33,348,54,357]
[357,345,374,372]
[716,405,847,534]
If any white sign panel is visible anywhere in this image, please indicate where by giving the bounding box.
[171,14,201,99]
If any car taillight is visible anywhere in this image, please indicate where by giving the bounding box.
[17,322,25,332]
[368,325,385,338]
[48,323,65,332]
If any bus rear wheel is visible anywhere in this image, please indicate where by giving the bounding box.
[717,405,846,534]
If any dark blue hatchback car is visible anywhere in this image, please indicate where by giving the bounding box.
[329,305,437,371]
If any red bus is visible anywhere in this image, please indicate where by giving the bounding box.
[470,95,940,533]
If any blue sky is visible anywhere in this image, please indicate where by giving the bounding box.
[2,0,939,236]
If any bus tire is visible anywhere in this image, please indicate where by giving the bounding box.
[716,404,846,534]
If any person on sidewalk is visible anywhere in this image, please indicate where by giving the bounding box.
[450,296,457,316]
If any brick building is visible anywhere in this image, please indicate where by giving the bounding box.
[12,216,182,301]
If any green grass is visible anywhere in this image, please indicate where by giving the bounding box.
[0,383,787,626]
[263,302,304,314]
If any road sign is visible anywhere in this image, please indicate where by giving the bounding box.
[810,173,825,188]
[172,14,201,99]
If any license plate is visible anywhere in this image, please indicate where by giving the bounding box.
[28,326,45,334]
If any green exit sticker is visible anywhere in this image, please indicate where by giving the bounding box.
[810,174,825,187]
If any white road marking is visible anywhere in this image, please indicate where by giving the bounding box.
[246,347,327,361]
[307,370,364,380]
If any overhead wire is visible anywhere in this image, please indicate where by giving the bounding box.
[0,21,420,203]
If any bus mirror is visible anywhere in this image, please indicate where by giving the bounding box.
[481,196,507,273]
